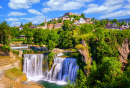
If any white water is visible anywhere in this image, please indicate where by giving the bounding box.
[23,54,79,85]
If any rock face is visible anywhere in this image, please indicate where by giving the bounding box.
[118,38,130,70]
[77,40,92,75]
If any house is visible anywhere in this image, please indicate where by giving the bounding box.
[16,35,25,39]
[14,26,20,28]
[55,18,58,21]
[71,18,75,21]
[64,12,81,16]
[29,26,36,29]
[86,18,91,22]
[122,22,130,29]
[36,20,47,29]
[19,27,23,30]
[74,20,79,25]
[105,23,123,30]
[54,23,63,29]
[79,18,86,24]
[63,16,70,21]
[48,23,54,30]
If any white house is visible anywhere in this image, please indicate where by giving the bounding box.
[122,22,130,29]
[55,18,58,21]
[19,27,23,30]
[71,18,75,21]
[79,18,86,24]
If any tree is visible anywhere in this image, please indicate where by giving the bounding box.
[28,22,33,27]
[58,19,62,23]
[59,31,73,48]
[25,31,33,44]
[81,13,86,19]
[39,22,45,26]
[20,23,23,27]
[121,21,127,25]
[10,27,20,38]
[0,21,10,45]
[62,20,70,31]
[47,40,56,50]
[80,24,94,34]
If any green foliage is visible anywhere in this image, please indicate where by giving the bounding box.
[58,19,62,23]
[25,31,33,44]
[48,52,54,70]
[75,44,85,50]
[81,13,86,19]
[80,24,94,34]
[10,27,20,38]
[39,22,45,26]
[0,21,10,45]
[5,67,23,80]
[69,15,81,20]
[1,45,10,51]
[12,50,19,55]
[62,20,70,31]
[59,31,74,49]
[47,40,56,50]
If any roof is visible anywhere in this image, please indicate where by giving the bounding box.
[86,18,91,20]
[29,26,35,28]
[54,23,63,27]
[48,23,54,26]
[75,20,79,22]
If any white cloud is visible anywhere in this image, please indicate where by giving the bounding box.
[104,0,125,6]
[87,3,99,7]
[127,0,130,2]
[8,11,27,16]
[10,22,21,27]
[20,18,34,21]
[20,15,46,24]
[5,18,19,22]
[76,0,94,2]
[99,10,130,18]
[8,0,40,9]
[0,6,2,8]
[124,3,130,9]
[28,9,43,15]
[41,8,51,13]
[83,4,122,14]
[41,0,90,12]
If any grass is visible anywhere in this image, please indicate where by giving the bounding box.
[5,67,23,80]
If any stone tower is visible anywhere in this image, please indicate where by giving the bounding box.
[45,19,47,29]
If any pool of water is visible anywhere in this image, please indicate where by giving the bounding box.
[38,81,66,88]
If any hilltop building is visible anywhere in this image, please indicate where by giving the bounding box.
[64,12,81,16]
[122,22,130,29]
[48,23,54,30]
[29,26,36,29]
[79,18,86,24]
[54,23,63,29]
[105,23,123,30]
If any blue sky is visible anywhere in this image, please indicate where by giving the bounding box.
[0,0,130,27]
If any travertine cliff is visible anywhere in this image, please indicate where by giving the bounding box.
[118,38,130,70]
[76,40,92,75]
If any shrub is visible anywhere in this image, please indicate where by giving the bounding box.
[1,45,10,51]
[75,44,85,50]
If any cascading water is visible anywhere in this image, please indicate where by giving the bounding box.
[23,53,79,85]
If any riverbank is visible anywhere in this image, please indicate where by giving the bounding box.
[14,82,44,88]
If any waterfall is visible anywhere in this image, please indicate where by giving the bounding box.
[23,53,79,85]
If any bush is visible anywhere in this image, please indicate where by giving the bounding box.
[5,67,23,80]
[48,52,55,70]
[75,44,85,50]
[1,45,10,51]
[12,50,19,55]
